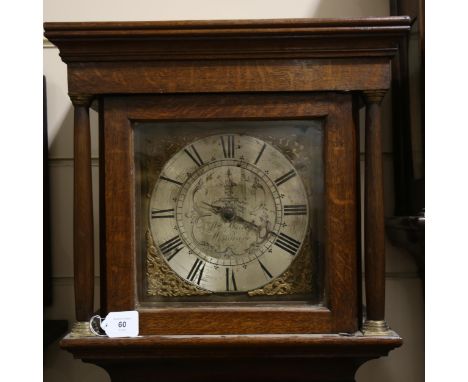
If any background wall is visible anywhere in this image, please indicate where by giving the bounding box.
[43,1,424,381]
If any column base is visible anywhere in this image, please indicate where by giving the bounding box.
[69,321,95,338]
[362,320,392,336]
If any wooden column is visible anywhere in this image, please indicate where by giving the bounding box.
[69,94,95,335]
[362,90,390,335]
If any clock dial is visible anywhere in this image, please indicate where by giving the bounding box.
[149,134,309,292]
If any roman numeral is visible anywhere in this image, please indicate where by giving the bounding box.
[273,232,301,256]
[187,258,205,285]
[274,170,296,187]
[283,205,307,216]
[258,260,273,279]
[160,176,183,186]
[159,235,184,261]
[254,143,266,165]
[221,135,235,158]
[151,208,175,219]
[225,268,237,291]
[184,144,204,167]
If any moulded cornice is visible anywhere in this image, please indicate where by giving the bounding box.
[44,17,412,63]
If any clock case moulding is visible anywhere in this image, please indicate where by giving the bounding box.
[44,17,412,382]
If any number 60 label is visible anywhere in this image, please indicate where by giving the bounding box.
[100,311,139,338]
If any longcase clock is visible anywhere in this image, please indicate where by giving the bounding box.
[44,17,411,382]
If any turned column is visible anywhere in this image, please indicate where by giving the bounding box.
[362,90,390,335]
[69,94,95,336]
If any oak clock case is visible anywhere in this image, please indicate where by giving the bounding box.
[45,18,410,382]
[135,121,324,301]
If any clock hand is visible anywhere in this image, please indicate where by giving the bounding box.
[224,168,236,198]
[201,201,271,239]
[201,201,223,214]
[231,214,259,231]
[231,214,274,240]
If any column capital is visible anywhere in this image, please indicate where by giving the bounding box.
[363,90,387,105]
[69,93,93,107]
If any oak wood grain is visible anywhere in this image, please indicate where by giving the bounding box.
[324,96,359,332]
[352,93,364,327]
[67,59,391,95]
[102,99,136,312]
[139,307,332,335]
[44,17,412,31]
[61,332,402,359]
[71,96,94,321]
[363,91,387,321]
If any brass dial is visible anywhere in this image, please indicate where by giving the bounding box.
[149,134,309,292]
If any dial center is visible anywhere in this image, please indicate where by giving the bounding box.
[177,160,280,264]
[221,207,235,222]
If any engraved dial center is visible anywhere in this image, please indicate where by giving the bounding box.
[176,161,281,265]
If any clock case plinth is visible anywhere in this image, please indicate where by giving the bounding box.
[44,17,411,382]
[61,333,402,382]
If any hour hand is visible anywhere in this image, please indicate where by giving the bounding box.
[231,214,259,231]
[233,215,273,239]
[202,201,223,214]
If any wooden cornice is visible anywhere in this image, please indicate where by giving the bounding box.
[44,17,412,63]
